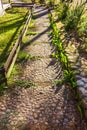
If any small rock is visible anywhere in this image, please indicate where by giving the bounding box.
[84,84,87,90]
[77,80,85,87]
[76,75,81,80]
[6,109,11,113]
[63,122,67,126]
[76,62,81,67]
[83,97,87,102]
[39,91,43,94]
[34,113,38,118]
[55,120,59,123]
[80,72,86,77]
[82,78,87,83]
[45,122,48,125]
[71,66,78,70]
[85,110,87,119]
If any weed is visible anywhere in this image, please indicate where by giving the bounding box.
[39,0,45,4]
[77,104,84,118]
[64,2,85,32]
[55,2,69,21]
[49,0,55,6]
[18,51,40,62]
[54,79,64,87]
[84,38,87,50]
[26,31,38,35]
[14,80,35,88]
[0,83,8,96]
[77,17,87,38]
[22,35,29,44]
[18,51,32,61]
[49,11,77,88]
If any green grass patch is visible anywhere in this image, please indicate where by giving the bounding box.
[17,51,41,62]
[0,7,29,66]
[26,30,38,35]
[14,80,35,88]
[18,51,32,61]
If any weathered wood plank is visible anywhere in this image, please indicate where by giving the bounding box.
[6,44,20,78]
[0,9,32,84]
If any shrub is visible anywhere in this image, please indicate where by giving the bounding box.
[55,2,69,21]
[64,2,85,32]
[39,0,45,4]
[49,0,55,6]
[77,17,87,38]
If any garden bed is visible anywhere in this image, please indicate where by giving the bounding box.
[50,0,87,119]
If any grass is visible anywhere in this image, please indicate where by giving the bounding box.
[55,2,69,21]
[17,51,32,62]
[13,80,35,88]
[0,7,29,67]
[64,2,85,32]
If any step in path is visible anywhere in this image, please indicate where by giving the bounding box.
[0,6,87,130]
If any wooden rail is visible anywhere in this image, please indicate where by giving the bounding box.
[0,7,33,85]
[11,2,34,7]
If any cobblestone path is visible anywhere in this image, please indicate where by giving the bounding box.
[0,6,87,130]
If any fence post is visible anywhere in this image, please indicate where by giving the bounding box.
[3,66,7,85]
[0,66,7,85]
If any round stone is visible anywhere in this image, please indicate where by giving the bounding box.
[77,80,85,87]
[84,84,87,90]
[82,78,87,83]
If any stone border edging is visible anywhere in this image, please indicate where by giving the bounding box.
[66,45,87,119]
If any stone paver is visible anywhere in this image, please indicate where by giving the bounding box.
[0,5,87,130]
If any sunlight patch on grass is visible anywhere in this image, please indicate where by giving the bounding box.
[0,7,29,66]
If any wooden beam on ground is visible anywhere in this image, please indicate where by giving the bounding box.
[11,2,34,7]
[3,9,32,83]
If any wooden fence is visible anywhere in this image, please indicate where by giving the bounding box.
[0,7,33,85]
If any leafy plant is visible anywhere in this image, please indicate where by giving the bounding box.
[49,12,77,88]
[26,31,38,35]
[49,0,55,6]
[18,51,32,61]
[39,0,45,4]
[84,38,87,50]
[18,51,40,62]
[14,80,35,88]
[64,2,85,31]
[55,2,69,21]
[0,83,8,96]
[77,17,87,38]
[77,104,83,118]
[54,79,64,87]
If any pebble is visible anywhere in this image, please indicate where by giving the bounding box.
[55,120,59,123]
[76,62,81,67]
[34,113,38,118]
[84,84,87,90]
[82,78,87,83]
[77,80,85,87]
[39,91,43,94]
[80,72,86,77]
[64,118,68,123]
[83,97,87,102]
